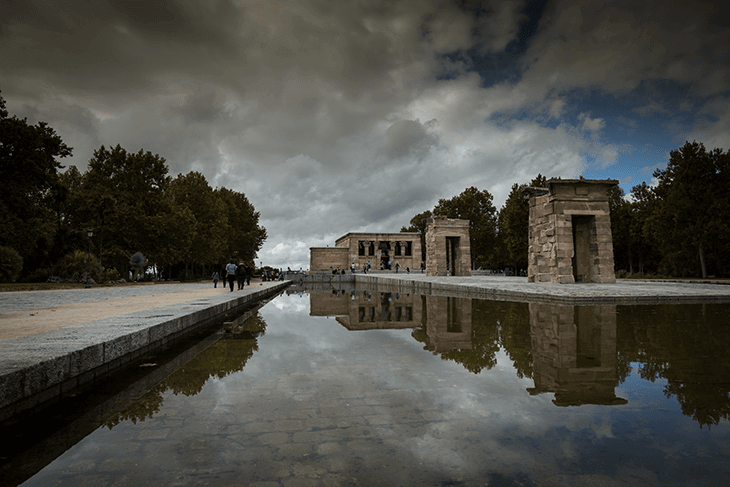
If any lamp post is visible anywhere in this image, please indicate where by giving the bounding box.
[86,228,93,288]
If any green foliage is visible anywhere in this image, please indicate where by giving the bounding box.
[498,183,530,271]
[216,187,267,264]
[0,92,72,270]
[53,249,100,281]
[0,246,23,282]
[0,94,269,282]
[647,141,730,277]
[494,175,548,271]
[434,187,498,269]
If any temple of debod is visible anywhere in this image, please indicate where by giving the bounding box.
[311,178,620,284]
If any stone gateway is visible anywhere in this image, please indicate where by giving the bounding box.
[425,217,471,276]
[526,179,618,284]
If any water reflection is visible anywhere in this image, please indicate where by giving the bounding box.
[4,286,730,486]
[527,304,627,407]
[301,284,730,427]
[105,312,268,428]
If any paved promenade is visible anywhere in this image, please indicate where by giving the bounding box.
[0,281,290,420]
[351,273,730,304]
[0,281,269,341]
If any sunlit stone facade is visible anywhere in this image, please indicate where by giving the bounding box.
[425,217,471,276]
[310,232,422,272]
[526,179,618,284]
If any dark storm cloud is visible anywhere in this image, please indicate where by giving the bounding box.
[2,0,728,268]
[382,119,438,159]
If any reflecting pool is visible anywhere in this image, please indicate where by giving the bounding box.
[3,286,730,486]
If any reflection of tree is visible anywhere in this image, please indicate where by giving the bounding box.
[438,299,500,374]
[617,304,730,428]
[105,313,267,428]
[495,301,532,379]
[105,383,167,429]
[412,299,532,376]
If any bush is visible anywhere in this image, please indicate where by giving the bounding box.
[0,246,24,282]
[102,267,120,283]
[53,250,101,282]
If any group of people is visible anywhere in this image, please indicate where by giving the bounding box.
[212,261,252,292]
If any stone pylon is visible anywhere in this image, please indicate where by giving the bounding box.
[526,179,617,284]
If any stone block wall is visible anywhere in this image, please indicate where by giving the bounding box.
[425,217,471,276]
[335,232,421,272]
[527,179,617,284]
[310,247,349,271]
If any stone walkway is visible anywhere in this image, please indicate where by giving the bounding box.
[0,281,272,341]
[353,273,730,304]
[0,280,290,420]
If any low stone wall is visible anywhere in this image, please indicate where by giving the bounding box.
[0,282,290,421]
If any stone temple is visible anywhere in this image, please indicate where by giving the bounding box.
[310,232,422,272]
[425,217,471,276]
[526,179,618,284]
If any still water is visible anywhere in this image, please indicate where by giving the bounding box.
[4,286,730,486]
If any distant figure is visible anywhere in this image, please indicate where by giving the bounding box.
[212,271,219,288]
[245,265,251,285]
[406,267,410,274]
[236,263,246,290]
[351,263,355,273]
[420,262,425,273]
[225,260,237,292]
[395,263,400,273]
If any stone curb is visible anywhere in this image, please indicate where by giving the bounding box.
[0,281,290,421]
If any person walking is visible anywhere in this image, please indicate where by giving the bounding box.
[212,271,219,288]
[236,263,246,290]
[225,260,237,292]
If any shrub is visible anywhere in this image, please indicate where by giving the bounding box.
[0,246,24,282]
[54,250,101,282]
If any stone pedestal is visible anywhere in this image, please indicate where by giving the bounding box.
[425,217,471,276]
[526,179,617,284]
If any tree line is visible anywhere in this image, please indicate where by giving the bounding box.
[0,93,266,283]
[403,141,730,278]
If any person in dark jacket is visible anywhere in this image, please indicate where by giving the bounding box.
[236,263,246,290]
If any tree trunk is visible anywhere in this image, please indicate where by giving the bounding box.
[699,245,707,278]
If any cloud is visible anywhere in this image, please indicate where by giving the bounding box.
[577,112,606,133]
[2,0,728,269]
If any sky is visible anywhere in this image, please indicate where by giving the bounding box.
[2,0,729,269]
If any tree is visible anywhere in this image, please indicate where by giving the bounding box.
[216,187,267,265]
[495,175,548,273]
[434,187,498,269]
[627,182,660,274]
[498,184,529,273]
[0,246,23,282]
[79,145,171,276]
[649,141,730,277]
[168,172,227,270]
[0,92,72,272]
[608,185,631,274]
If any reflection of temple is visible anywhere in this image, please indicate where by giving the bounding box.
[527,303,627,406]
[309,291,472,353]
[422,296,472,352]
[310,290,422,330]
